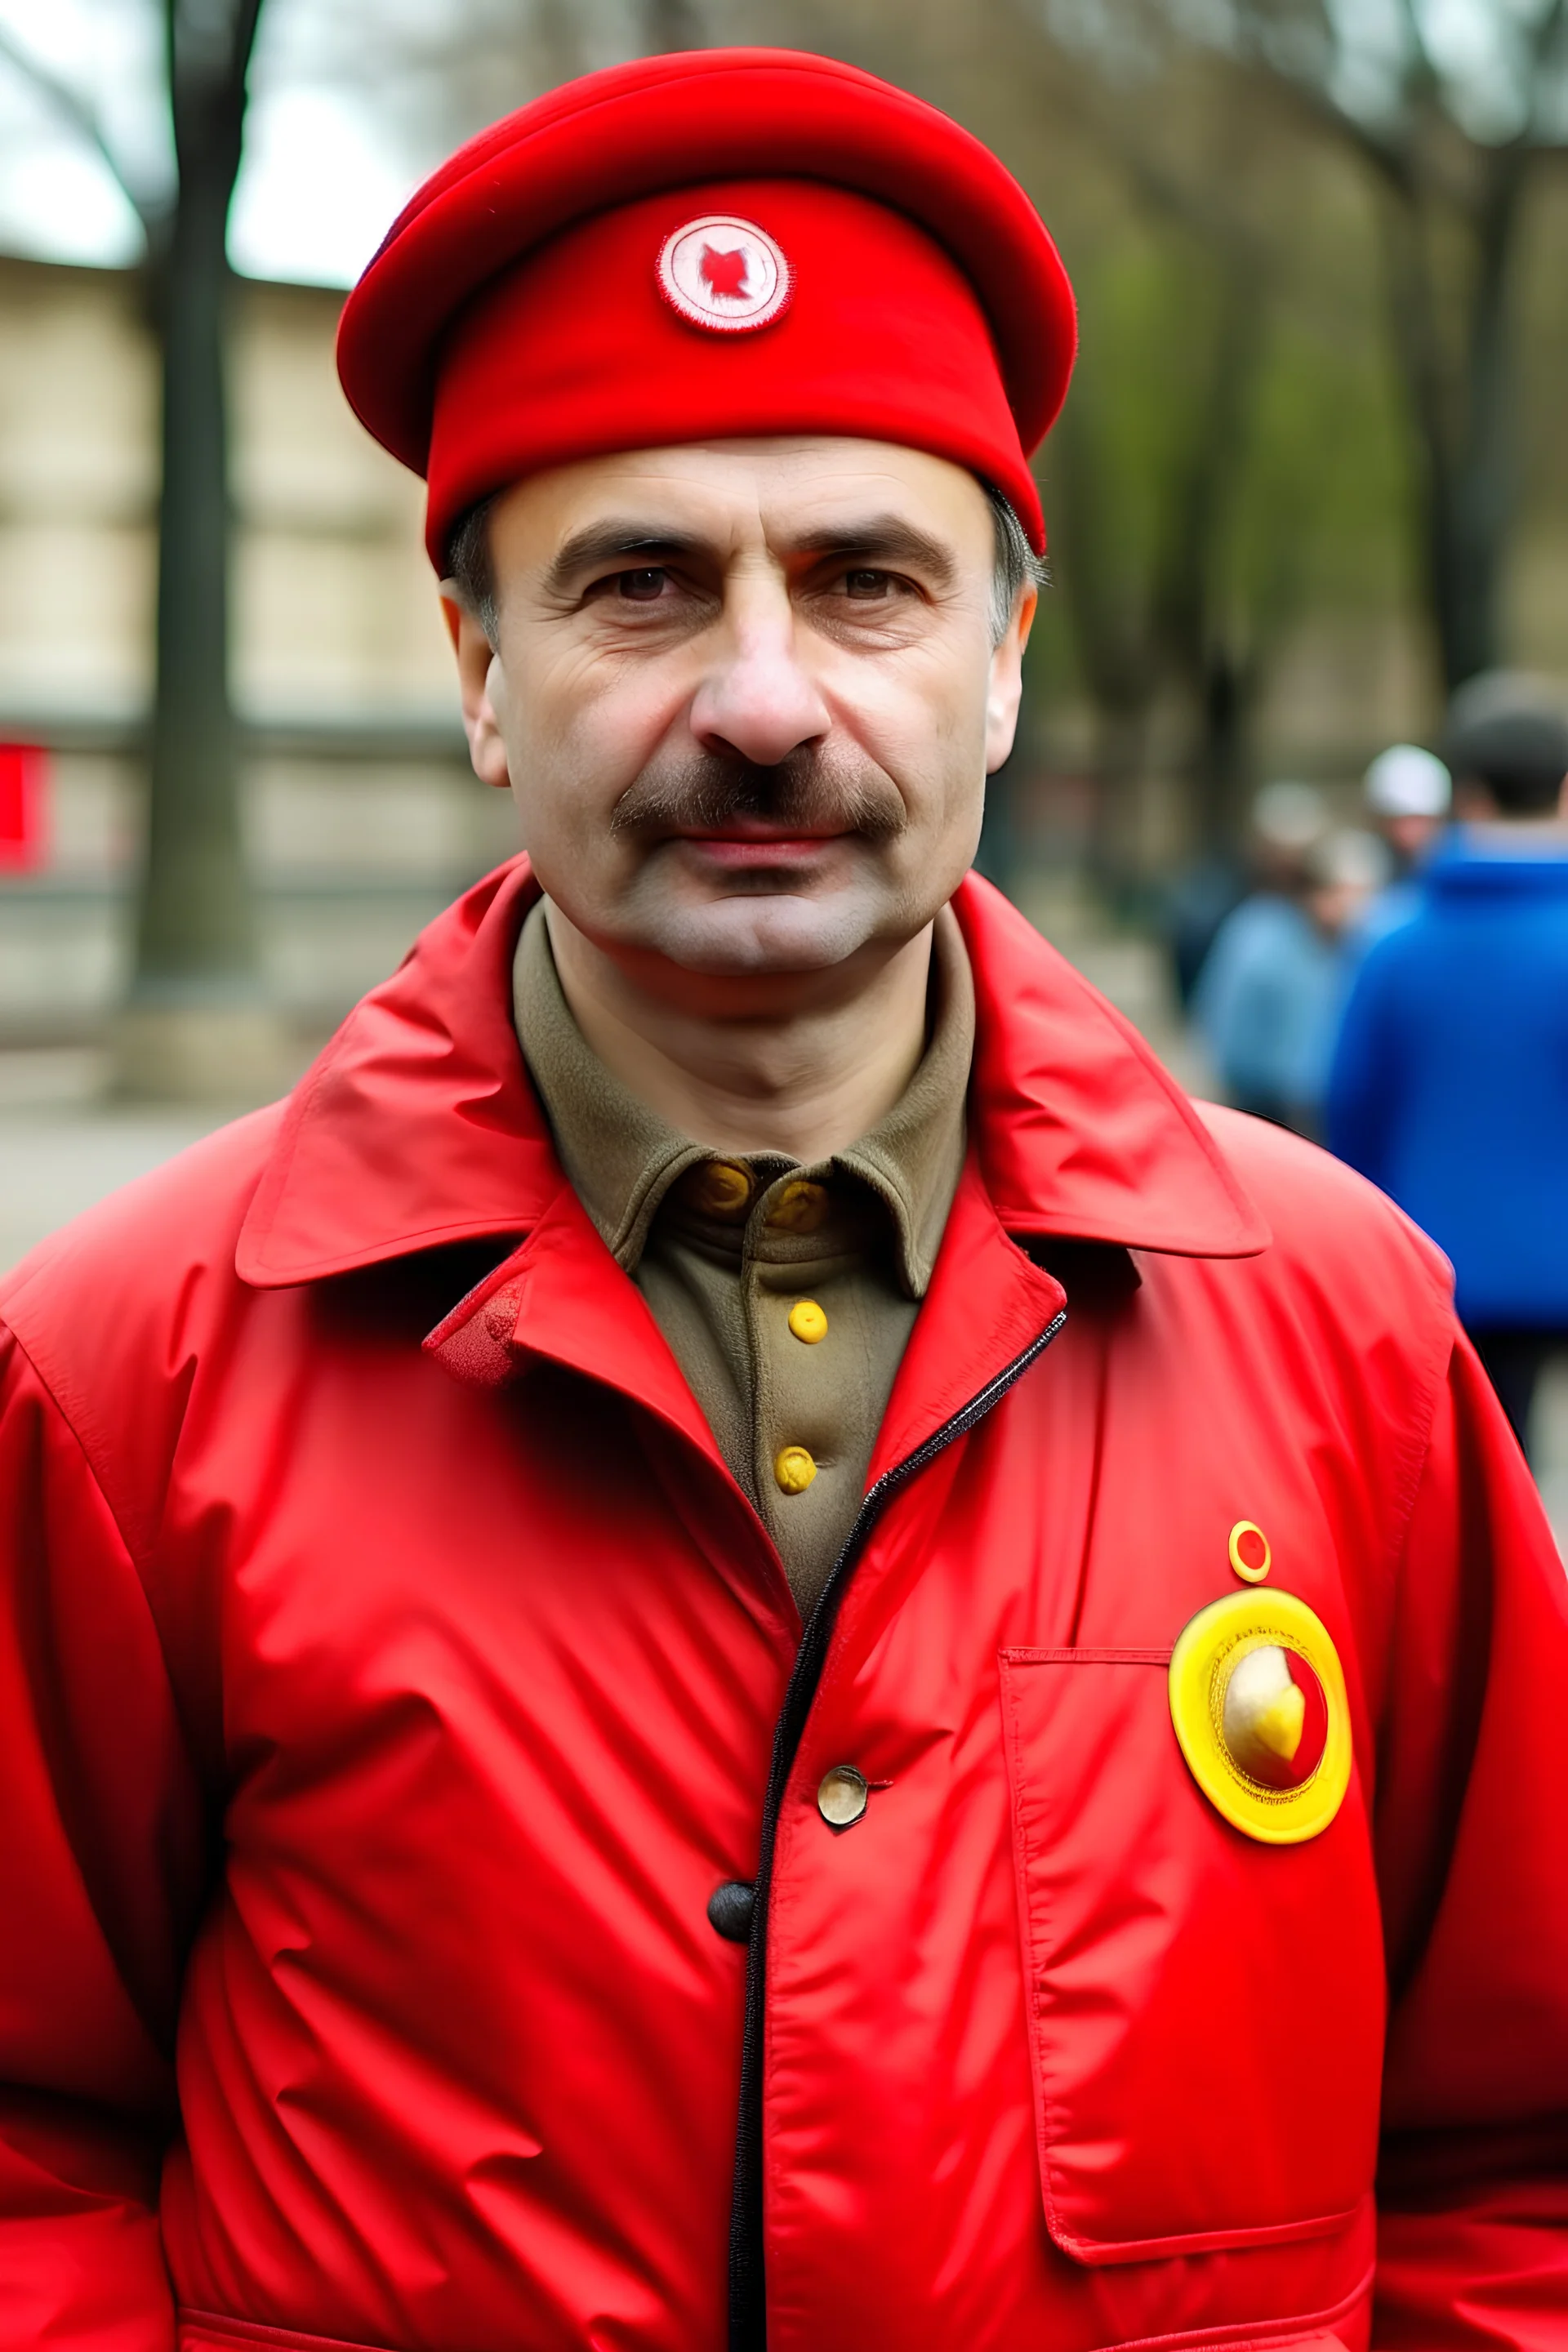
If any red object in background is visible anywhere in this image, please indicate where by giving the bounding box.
[0,743,49,871]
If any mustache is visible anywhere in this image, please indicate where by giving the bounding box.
[610,747,906,844]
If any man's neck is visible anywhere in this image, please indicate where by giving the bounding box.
[542,899,935,1162]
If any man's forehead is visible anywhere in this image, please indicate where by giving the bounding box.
[497,438,993,560]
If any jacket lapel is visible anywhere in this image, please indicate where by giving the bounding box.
[236,859,1269,1303]
[421,1175,728,1471]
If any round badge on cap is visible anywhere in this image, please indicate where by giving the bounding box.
[657,214,791,334]
[1169,1588,1352,1845]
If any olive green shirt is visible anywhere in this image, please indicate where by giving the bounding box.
[513,901,975,1617]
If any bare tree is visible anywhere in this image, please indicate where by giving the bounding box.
[137,0,265,1034]
[1027,0,1568,690]
[0,1,267,1088]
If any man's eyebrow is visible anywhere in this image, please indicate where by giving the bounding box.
[542,521,706,596]
[541,512,963,597]
[782,516,959,587]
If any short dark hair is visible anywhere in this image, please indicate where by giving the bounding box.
[1442,678,1568,816]
[444,479,1044,650]
[983,484,1046,645]
[445,495,499,641]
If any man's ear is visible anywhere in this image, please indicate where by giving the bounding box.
[440,587,511,791]
[984,584,1036,775]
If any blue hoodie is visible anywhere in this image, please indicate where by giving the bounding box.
[1327,829,1568,1325]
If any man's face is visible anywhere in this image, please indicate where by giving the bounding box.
[448,438,1033,1009]
[1380,813,1442,866]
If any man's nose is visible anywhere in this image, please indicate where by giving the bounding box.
[688,603,831,769]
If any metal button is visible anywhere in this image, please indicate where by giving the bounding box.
[682,1158,755,1220]
[768,1178,830,1235]
[773,1445,817,1495]
[787,1299,828,1343]
[817,1765,869,1829]
[706,1880,755,1943]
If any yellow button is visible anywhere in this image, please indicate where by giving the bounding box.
[773,1445,817,1495]
[1228,1519,1272,1584]
[768,1178,830,1235]
[683,1158,755,1220]
[817,1766,868,1829]
[787,1299,828,1344]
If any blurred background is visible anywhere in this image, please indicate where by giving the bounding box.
[2,0,1566,1519]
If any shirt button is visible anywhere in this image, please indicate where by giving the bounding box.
[683,1158,755,1220]
[768,1178,830,1235]
[787,1299,828,1343]
[773,1444,817,1495]
[817,1765,869,1829]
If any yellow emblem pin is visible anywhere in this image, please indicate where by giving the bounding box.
[1169,1587,1352,1844]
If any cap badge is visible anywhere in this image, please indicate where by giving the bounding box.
[1168,1588,1352,1845]
[657,215,791,335]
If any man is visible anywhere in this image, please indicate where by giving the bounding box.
[1193,782,1366,1137]
[1329,677,1568,1459]
[1364,741,1451,874]
[2,49,1565,2352]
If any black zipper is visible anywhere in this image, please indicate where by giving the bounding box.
[727,1307,1067,2348]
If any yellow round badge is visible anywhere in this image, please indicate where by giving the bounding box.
[1169,1588,1352,1844]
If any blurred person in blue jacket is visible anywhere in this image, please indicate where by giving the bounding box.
[1196,785,1384,1138]
[1165,778,1319,1009]
[1328,678,1568,1458]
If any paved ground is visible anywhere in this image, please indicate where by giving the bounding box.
[3,1002,1566,1549]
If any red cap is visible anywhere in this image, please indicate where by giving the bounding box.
[337,48,1076,565]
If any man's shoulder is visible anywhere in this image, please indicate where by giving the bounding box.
[1194,1100,1454,1315]
[1,1102,287,1377]
[1208,893,1304,965]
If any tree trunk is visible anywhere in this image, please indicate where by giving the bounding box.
[1192,647,1254,849]
[1152,261,1265,852]
[1445,146,1528,687]
[1380,145,1530,693]
[128,2,263,1015]
[644,0,703,51]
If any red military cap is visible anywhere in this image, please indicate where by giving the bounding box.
[336,47,1076,566]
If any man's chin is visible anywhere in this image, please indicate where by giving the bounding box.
[629,891,898,979]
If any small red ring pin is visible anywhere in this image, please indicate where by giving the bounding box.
[1228,1520,1272,1584]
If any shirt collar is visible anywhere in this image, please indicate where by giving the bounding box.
[512,898,974,1298]
[234,859,1269,1290]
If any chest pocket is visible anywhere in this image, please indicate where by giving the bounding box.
[999,1647,1383,2265]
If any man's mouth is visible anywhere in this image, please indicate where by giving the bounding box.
[670,811,848,837]
[672,825,849,867]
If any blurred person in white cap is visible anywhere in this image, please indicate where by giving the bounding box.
[1365,742,1451,862]
[1352,742,1452,960]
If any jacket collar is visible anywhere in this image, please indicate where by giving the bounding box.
[236,858,1267,1290]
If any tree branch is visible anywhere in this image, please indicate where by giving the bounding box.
[1389,0,1439,96]
[0,24,158,239]
[1233,44,1414,194]
[1527,0,1567,68]
[1525,0,1568,145]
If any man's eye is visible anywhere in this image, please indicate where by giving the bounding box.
[616,568,669,601]
[844,569,893,599]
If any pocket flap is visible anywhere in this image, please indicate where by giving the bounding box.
[1000,1648,1383,2264]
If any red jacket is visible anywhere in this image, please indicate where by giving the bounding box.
[1,862,1564,2352]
